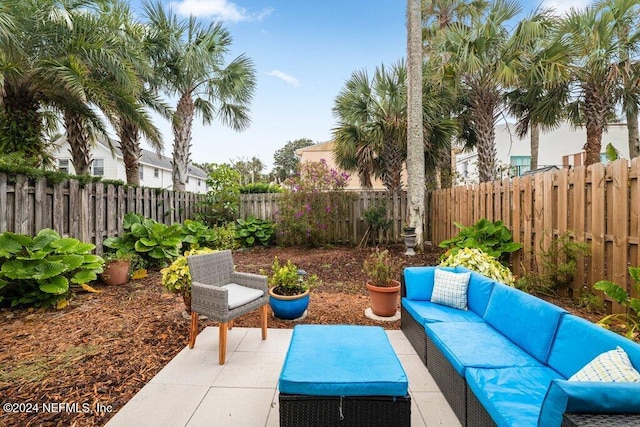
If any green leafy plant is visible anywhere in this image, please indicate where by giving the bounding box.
[161,248,216,301]
[240,183,283,194]
[362,248,400,287]
[439,247,515,286]
[439,218,522,263]
[235,216,275,247]
[0,229,104,308]
[266,257,318,296]
[104,213,183,268]
[362,202,392,247]
[196,163,241,226]
[594,266,640,340]
[210,223,238,250]
[180,219,218,251]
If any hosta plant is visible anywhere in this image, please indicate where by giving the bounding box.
[594,266,640,340]
[439,247,515,286]
[235,216,275,247]
[180,219,218,251]
[0,229,104,308]
[439,218,521,264]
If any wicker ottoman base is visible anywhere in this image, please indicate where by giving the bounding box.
[279,393,411,427]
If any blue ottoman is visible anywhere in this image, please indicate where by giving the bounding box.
[278,325,411,426]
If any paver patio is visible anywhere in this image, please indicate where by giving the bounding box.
[105,326,459,427]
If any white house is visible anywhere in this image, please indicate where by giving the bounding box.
[455,122,631,184]
[51,137,209,193]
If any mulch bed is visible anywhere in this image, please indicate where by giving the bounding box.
[0,245,440,427]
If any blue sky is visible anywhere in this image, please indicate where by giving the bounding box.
[133,0,591,171]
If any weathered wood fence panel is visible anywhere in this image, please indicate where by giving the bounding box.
[428,158,640,314]
[0,173,202,253]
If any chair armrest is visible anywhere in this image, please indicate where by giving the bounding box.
[191,281,228,311]
[539,379,640,427]
[231,271,268,292]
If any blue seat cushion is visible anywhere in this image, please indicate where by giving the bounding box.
[402,298,484,324]
[279,325,408,396]
[548,314,640,379]
[483,283,566,364]
[425,322,542,376]
[403,266,455,301]
[466,366,563,427]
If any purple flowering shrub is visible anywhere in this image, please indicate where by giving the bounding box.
[275,160,355,247]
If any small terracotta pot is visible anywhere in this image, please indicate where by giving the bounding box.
[366,280,401,317]
[101,260,131,286]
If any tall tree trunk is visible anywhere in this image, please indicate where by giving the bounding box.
[172,92,195,191]
[64,112,92,175]
[627,109,640,159]
[407,0,424,245]
[583,123,603,166]
[470,89,497,183]
[530,122,539,170]
[582,85,607,166]
[0,86,45,163]
[117,119,141,186]
[380,139,404,191]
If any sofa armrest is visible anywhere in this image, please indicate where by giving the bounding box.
[539,379,640,427]
[403,266,455,301]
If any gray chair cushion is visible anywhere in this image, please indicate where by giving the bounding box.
[221,283,265,309]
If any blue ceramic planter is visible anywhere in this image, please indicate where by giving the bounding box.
[268,288,310,320]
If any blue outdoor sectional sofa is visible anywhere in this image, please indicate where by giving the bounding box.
[401,266,640,427]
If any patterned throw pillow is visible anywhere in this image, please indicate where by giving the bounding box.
[431,269,471,310]
[569,346,640,382]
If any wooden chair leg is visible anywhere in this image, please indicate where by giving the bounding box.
[261,304,268,340]
[188,311,198,349]
[219,322,228,365]
[228,320,234,330]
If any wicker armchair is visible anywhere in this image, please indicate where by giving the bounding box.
[187,250,268,364]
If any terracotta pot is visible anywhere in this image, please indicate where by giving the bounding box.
[366,280,401,317]
[101,260,131,286]
[268,288,310,320]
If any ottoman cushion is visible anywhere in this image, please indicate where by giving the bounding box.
[278,325,408,396]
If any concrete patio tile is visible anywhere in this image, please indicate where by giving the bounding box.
[398,354,441,392]
[149,346,224,386]
[236,327,293,353]
[410,393,428,427]
[105,384,209,427]
[189,326,248,354]
[186,387,277,427]
[213,351,286,388]
[411,391,461,427]
[387,330,418,355]
[265,391,280,427]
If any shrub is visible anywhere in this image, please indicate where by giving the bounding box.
[275,159,355,247]
[235,216,275,247]
[240,183,283,194]
[0,229,104,308]
[362,249,400,287]
[196,163,241,226]
[265,257,318,296]
[362,202,392,246]
[594,266,640,340]
[439,247,515,286]
[211,223,238,250]
[161,248,215,299]
[439,218,522,264]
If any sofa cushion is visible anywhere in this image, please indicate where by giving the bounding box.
[458,268,497,317]
[539,379,640,427]
[483,283,566,364]
[403,266,455,301]
[221,283,264,309]
[548,314,640,379]
[569,346,640,382]
[425,322,542,376]
[466,366,562,427]
[431,269,471,310]
[402,298,484,324]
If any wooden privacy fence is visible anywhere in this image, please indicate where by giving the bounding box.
[0,173,202,253]
[429,158,640,314]
[239,190,429,245]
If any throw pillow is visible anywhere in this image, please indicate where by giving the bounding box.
[430,269,471,310]
[569,346,640,382]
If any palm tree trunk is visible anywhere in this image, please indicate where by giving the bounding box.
[583,86,606,167]
[381,140,404,191]
[584,123,604,166]
[530,122,539,170]
[64,112,92,175]
[172,92,195,191]
[471,90,497,183]
[117,119,141,186]
[627,109,640,159]
[407,0,424,245]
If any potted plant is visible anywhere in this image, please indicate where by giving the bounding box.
[161,248,215,313]
[363,248,401,316]
[266,257,318,320]
[100,251,135,286]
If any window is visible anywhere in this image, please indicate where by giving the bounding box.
[58,159,69,174]
[510,156,531,176]
[139,167,144,180]
[186,176,190,184]
[91,158,104,176]
[154,168,159,178]
[198,179,201,187]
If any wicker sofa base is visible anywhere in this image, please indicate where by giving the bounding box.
[278,393,411,427]
[426,334,466,425]
[401,306,427,365]
[466,383,497,427]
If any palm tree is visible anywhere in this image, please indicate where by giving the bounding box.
[144,2,256,191]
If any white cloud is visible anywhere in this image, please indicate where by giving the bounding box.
[170,0,273,22]
[541,0,592,14]
[266,70,300,87]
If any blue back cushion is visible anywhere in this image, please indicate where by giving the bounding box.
[404,266,455,301]
[456,268,496,317]
[547,314,640,379]
[483,283,566,364]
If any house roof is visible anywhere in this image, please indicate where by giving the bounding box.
[295,140,334,156]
